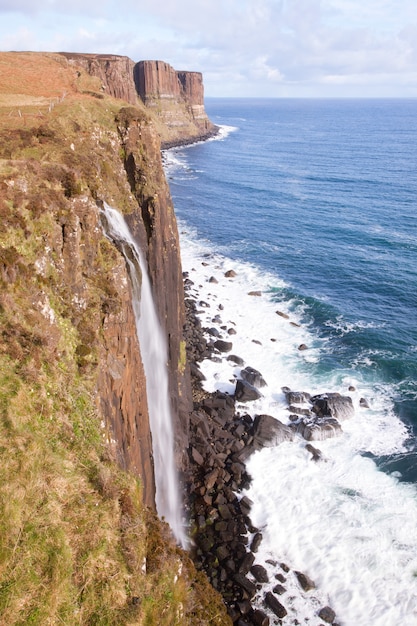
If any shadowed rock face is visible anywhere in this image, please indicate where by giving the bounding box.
[60,52,138,104]
[134,60,204,106]
[116,106,192,471]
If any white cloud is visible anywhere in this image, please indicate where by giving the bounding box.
[0,0,416,96]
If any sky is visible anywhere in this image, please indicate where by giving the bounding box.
[0,0,416,98]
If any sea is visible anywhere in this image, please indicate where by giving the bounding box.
[163,99,417,626]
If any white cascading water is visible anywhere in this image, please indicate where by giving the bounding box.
[101,202,187,547]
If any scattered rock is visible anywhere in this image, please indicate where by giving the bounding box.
[298,343,308,351]
[264,591,287,618]
[318,606,336,623]
[305,443,323,461]
[225,269,237,277]
[252,414,294,450]
[209,276,218,283]
[282,388,311,404]
[276,310,289,319]
[234,573,257,598]
[295,571,316,592]
[248,291,262,296]
[297,418,343,441]
[360,397,370,408]
[240,365,267,388]
[227,354,245,365]
[250,532,263,553]
[311,392,354,421]
[213,339,233,353]
[235,379,262,402]
[191,446,205,466]
[251,564,269,583]
[252,609,270,626]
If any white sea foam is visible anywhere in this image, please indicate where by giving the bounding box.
[179,224,417,625]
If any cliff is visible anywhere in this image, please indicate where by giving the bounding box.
[134,60,215,146]
[0,51,229,624]
[60,53,217,147]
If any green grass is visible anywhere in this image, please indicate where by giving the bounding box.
[0,69,231,624]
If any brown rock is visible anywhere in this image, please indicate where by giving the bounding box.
[318,606,336,623]
[295,570,316,591]
[264,591,287,618]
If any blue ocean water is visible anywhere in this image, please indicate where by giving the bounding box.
[165,99,417,624]
[167,98,417,480]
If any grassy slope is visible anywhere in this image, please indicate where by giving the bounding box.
[0,52,230,625]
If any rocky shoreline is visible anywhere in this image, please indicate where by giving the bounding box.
[183,278,343,626]
[161,126,220,150]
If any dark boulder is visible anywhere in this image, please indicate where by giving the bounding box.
[235,379,262,402]
[252,414,294,449]
[233,573,257,598]
[250,532,263,552]
[190,362,206,381]
[318,606,336,623]
[311,392,354,421]
[251,564,269,583]
[214,339,233,353]
[207,326,221,337]
[297,417,343,441]
[240,366,267,388]
[264,591,287,618]
[238,551,255,575]
[252,609,270,626]
[227,354,245,366]
[295,570,315,591]
[282,387,311,405]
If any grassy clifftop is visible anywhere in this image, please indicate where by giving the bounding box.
[0,52,230,625]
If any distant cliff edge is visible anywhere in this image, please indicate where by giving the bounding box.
[60,53,217,147]
[0,51,229,625]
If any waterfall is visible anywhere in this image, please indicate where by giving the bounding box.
[101,202,187,547]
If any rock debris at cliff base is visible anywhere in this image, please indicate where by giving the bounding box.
[183,285,341,626]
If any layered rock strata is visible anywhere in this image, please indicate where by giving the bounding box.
[60,53,217,147]
[134,60,217,147]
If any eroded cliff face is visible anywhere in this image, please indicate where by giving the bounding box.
[0,51,195,507]
[58,53,216,147]
[0,50,232,626]
[134,60,216,146]
[60,52,138,104]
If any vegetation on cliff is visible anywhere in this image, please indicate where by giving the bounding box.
[0,52,230,625]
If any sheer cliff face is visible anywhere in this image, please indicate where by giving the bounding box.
[134,60,216,145]
[60,53,215,146]
[0,51,234,626]
[0,52,193,506]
